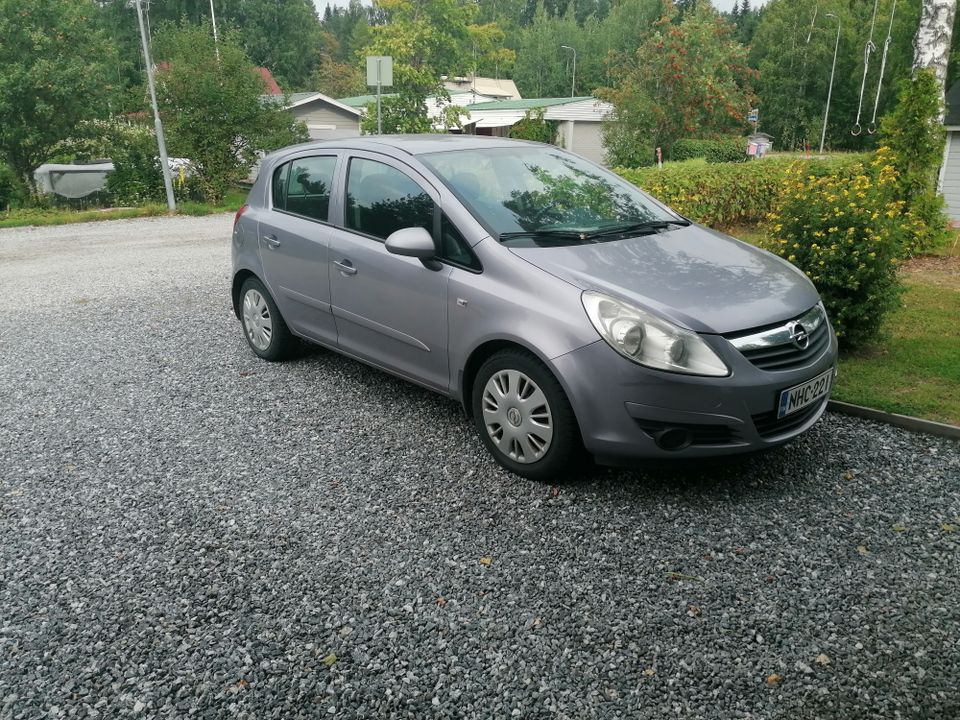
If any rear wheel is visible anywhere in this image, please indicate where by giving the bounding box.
[472,349,584,481]
[239,277,295,361]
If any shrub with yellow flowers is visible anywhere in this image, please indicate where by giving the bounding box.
[758,157,904,348]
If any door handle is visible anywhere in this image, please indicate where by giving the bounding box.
[333,259,358,276]
[263,234,281,249]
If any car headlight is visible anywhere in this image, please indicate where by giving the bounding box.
[582,291,730,377]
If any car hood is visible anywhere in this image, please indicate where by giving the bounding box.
[509,225,820,334]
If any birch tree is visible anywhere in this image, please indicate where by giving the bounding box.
[914,0,957,102]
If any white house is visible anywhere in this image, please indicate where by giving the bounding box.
[938,80,960,221]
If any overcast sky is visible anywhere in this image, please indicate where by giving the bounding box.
[312,0,769,17]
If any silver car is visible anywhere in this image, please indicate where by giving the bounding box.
[231,136,837,480]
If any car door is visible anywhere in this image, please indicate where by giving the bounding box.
[257,153,339,345]
[326,153,454,392]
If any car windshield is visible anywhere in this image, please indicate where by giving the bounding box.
[419,146,681,243]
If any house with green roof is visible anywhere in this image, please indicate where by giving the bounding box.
[461,97,614,165]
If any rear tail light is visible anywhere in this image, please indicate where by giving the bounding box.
[234,204,249,226]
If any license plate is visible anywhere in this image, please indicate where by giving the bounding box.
[777,368,833,418]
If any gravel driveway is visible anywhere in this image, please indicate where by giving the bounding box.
[1,215,958,720]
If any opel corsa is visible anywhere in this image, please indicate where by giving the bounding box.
[231,136,837,480]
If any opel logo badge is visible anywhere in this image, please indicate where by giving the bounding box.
[787,321,809,350]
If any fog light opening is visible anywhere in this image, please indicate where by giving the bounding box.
[654,427,693,451]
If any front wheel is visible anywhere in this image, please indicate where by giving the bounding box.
[472,349,585,481]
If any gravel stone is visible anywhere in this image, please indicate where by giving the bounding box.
[1,215,959,719]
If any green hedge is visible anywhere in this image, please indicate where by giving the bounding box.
[615,155,868,228]
[670,137,748,163]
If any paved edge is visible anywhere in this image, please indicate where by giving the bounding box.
[828,399,960,440]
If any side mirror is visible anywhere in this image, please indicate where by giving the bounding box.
[385,226,435,260]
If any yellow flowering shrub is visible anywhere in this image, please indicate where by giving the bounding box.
[758,157,903,347]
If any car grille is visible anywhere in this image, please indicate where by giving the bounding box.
[751,398,826,439]
[726,305,830,372]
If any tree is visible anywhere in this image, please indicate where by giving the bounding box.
[0,0,119,190]
[359,0,490,132]
[311,32,366,98]
[914,0,957,106]
[600,4,755,157]
[749,0,919,151]
[152,22,308,202]
[95,0,324,91]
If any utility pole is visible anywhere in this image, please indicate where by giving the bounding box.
[209,0,220,63]
[820,13,841,155]
[135,0,176,212]
[561,45,576,98]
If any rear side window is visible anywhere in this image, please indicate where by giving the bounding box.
[345,158,433,240]
[271,163,288,209]
[273,156,337,222]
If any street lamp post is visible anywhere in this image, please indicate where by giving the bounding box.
[134,0,176,212]
[820,13,841,155]
[561,45,576,98]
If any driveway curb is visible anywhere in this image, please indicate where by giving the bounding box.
[828,400,960,440]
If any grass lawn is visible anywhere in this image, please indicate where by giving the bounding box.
[0,187,248,229]
[834,243,960,425]
[730,226,960,425]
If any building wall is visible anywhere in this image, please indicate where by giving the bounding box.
[292,103,360,138]
[942,131,960,221]
[569,122,606,165]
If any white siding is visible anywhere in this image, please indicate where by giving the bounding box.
[569,122,606,165]
[942,131,960,221]
[543,99,613,121]
[292,102,360,131]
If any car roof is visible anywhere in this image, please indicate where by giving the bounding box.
[267,134,540,160]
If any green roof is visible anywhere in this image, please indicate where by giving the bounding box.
[338,90,506,108]
[337,93,397,107]
[466,96,593,111]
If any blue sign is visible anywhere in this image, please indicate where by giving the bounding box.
[747,109,759,123]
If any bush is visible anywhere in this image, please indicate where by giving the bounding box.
[616,155,867,227]
[670,137,747,163]
[509,108,558,144]
[876,70,950,255]
[757,158,904,347]
[0,162,27,210]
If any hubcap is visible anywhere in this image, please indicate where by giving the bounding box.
[242,289,273,351]
[481,369,553,464]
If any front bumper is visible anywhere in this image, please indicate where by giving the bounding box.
[550,326,838,464]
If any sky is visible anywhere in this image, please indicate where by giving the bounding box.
[313,0,770,14]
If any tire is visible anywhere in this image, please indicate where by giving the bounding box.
[238,277,295,361]
[472,349,585,482]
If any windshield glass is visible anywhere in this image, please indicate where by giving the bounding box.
[419,146,679,241]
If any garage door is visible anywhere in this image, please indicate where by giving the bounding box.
[570,122,607,166]
[941,132,960,221]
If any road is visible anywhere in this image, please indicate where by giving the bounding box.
[1,215,958,719]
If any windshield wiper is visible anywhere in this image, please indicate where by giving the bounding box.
[583,218,691,239]
[498,228,593,242]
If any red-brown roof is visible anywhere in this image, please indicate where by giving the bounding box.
[256,67,282,95]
